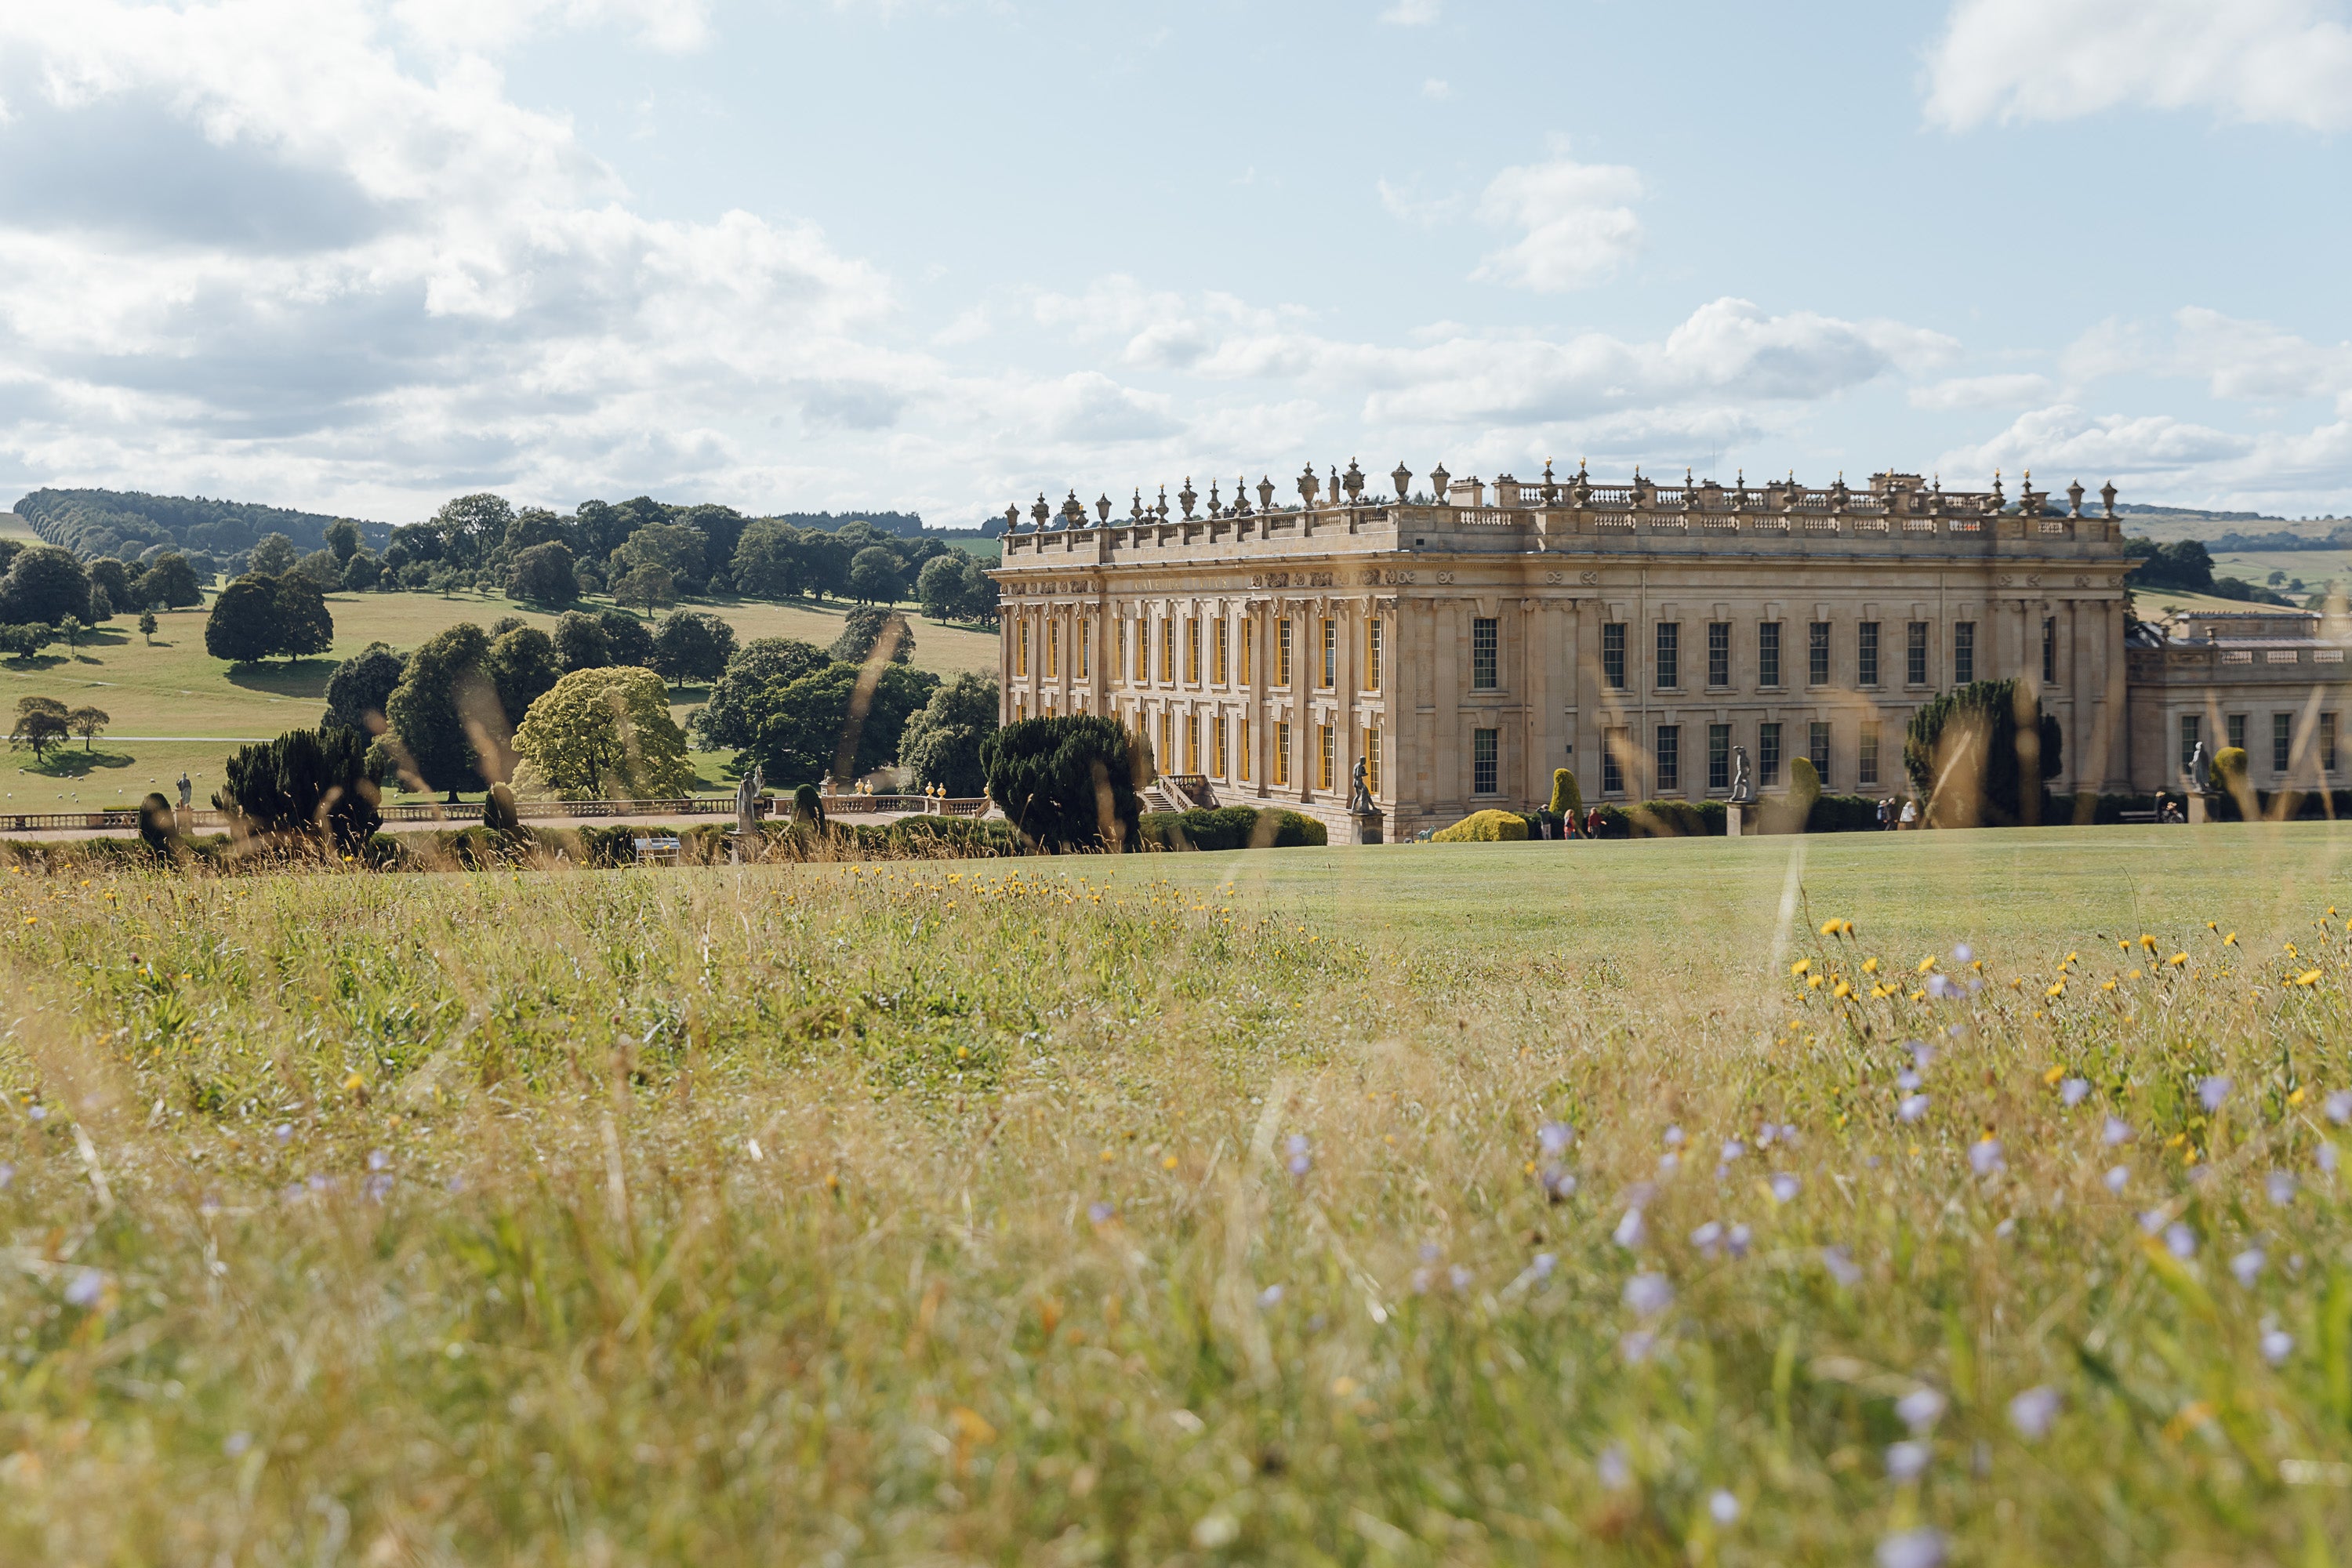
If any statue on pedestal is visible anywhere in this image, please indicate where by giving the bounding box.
[2188,739,2212,795]
[1729,746,1753,804]
[1348,755,1375,815]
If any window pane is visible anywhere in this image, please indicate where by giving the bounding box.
[1808,621,1830,686]
[1759,622,1780,688]
[2180,713,2201,775]
[1759,722,1781,786]
[1859,722,1880,787]
[1655,622,1679,690]
[1954,622,1976,685]
[1472,728,1499,794]
[1602,622,1627,689]
[1858,621,1879,687]
[1656,724,1679,792]
[1602,728,1625,795]
[1472,617,1499,690]
[1907,621,1928,685]
[1808,720,1831,787]
[1708,724,1730,792]
[1708,622,1730,688]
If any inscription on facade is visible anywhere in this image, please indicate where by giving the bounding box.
[1249,571,1335,589]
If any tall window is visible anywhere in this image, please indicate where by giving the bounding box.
[1240,717,1253,782]
[1602,728,1627,795]
[1858,621,1880,687]
[1275,720,1292,786]
[1367,622,1384,691]
[2179,713,2201,777]
[1707,622,1730,688]
[1318,724,1335,789]
[1214,716,1228,778]
[1859,722,1881,788]
[1278,619,1294,686]
[1242,620,1256,684]
[2325,713,2339,772]
[1363,727,1381,794]
[1808,621,1831,686]
[1472,617,1499,690]
[1954,622,1976,685]
[1655,724,1680,793]
[1759,722,1782,787]
[1016,695,1026,721]
[1907,622,1929,686]
[1320,618,1337,689]
[1655,622,1680,690]
[1117,620,1127,683]
[1602,622,1628,690]
[1017,619,1029,678]
[1134,619,1149,683]
[2042,617,2056,685]
[1708,724,1730,793]
[1046,620,1059,679]
[1076,617,1090,680]
[1472,728,1499,794]
[1759,622,1781,688]
[2275,712,2294,773]
[1809,720,1831,786]
[1212,618,1228,684]
[1180,713,1195,771]
[1185,618,1200,684]
[1159,710,1172,773]
[2227,713,2247,753]
[1161,618,1176,683]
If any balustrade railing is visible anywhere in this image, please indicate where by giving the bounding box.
[2,796,991,835]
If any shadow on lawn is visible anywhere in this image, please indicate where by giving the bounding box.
[15,746,135,779]
[225,659,334,699]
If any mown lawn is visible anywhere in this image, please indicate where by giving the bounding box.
[1,828,2350,1562]
[2,587,997,810]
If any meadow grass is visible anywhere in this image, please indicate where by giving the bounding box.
[2,829,2352,1563]
[3,590,998,811]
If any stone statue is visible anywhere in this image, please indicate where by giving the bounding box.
[1729,746,1753,804]
[735,768,759,837]
[1348,755,1375,815]
[176,771,192,812]
[2189,739,2212,794]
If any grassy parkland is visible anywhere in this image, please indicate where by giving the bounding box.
[1,586,997,814]
[2,824,2351,1560]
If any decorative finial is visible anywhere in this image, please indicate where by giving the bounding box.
[1096,493,1112,523]
[1256,474,1275,512]
[1391,461,1412,499]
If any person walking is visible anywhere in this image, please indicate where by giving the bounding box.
[1899,797,1918,830]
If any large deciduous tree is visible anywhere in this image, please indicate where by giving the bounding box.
[506,541,580,605]
[651,608,736,688]
[486,625,564,724]
[511,666,696,800]
[0,545,93,626]
[897,672,999,797]
[321,642,408,733]
[383,622,498,798]
[848,545,904,604]
[981,714,1149,851]
[743,660,938,788]
[204,575,281,665]
[690,637,828,753]
[829,604,913,666]
[139,553,204,608]
[9,696,70,761]
[247,533,299,576]
[728,520,803,600]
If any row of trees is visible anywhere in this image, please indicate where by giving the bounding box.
[0,539,204,627]
[8,695,111,760]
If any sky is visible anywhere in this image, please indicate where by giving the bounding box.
[1,0,2349,528]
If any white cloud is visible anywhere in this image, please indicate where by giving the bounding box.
[1421,78,1451,100]
[1380,0,1442,24]
[1939,401,2352,505]
[1924,0,2352,131]
[1469,151,1643,292]
[2058,309,2352,408]
[1908,372,2053,409]
[391,0,713,53]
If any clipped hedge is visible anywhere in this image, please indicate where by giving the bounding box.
[1432,808,1529,843]
[1138,806,1327,852]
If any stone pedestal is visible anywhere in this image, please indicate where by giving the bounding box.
[2187,791,2216,826]
[1351,809,1384,846]
[172,807,192,837]
[1725,801,1748,837]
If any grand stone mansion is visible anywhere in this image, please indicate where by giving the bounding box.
[989,463,2348,838]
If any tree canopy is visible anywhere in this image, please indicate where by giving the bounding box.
[216,727,383,853]
[896,672,999,797]
[742,660,939,788]
[511,666,696,800]
[321,642,408,733]
[383,622,496,797]
[9,696,70,761]
[829,604,913,666]
[691,637,828,753]
[1902,679,2062,828]
[506,540,579,605]
[651,608,736,688]
[0,546,93,626]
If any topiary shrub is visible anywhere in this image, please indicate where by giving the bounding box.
[1628,800,1708,837]
[1805,793,1886,833]
[1548,768,1581,823]
[481,782,521,833]
[791,782,826,829]
[2212,746,2255,817]
[138,791,178,855]
[216,726,384,855]
[982,714,1149,852]
[1432,808,1530,843]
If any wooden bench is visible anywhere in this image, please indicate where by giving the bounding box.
[2117,810,2159,824]
[631,836,682,865]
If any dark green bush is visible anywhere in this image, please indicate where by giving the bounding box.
[1139,806,1327,851]
[1806,794,1886,833]
[983,714,1149,852]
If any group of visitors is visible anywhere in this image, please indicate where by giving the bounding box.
[1873,797,1922,830]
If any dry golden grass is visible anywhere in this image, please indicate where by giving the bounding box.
[0,830,2350,1563]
